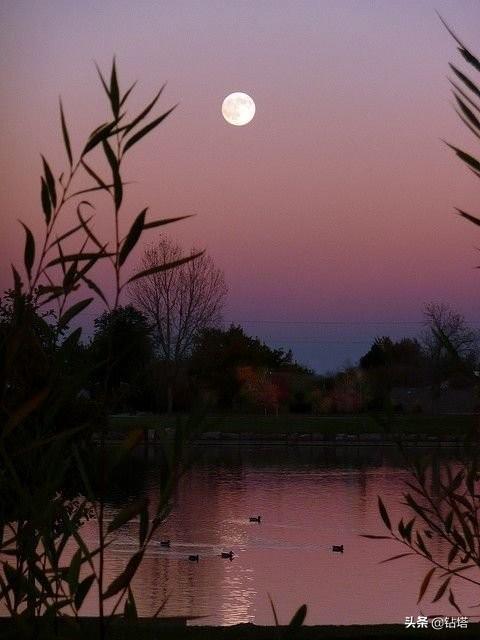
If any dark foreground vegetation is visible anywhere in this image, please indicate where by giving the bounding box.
[1,619,479,640]
[0,60,207,640]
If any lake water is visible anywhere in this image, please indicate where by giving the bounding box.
[81,443,476,626]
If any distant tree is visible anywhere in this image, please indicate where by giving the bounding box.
[310,388,330,415]
[90,305,153,409]
[237,366,281,414]
[360,336,424,373]
[359,336,426,409]
[129,237,227,412]
[0,292,56,407]
[330,367,365,413]
[421,303,478,386]
[286,372,317,413]
[190,325,310,410]
[359,336,394,370]
[0,290,95,440]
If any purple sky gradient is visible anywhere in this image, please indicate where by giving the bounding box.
[1,1,480,371]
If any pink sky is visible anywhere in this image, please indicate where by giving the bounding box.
[1,0,480,371]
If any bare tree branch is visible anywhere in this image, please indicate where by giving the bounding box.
[128,237,227,411]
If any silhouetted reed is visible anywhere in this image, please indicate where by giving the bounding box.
[0,59,203,640]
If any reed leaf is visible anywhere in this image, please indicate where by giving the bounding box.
[454,94,480,131]
[403,517,415,543]
[82,121,117,155]
[447,545,459,565]
[445,141,480,172]
[450,81,480,116]
[438,14,480,71]
[416,531,432,559]
[102,139,122,209]
[74,574,95,610]
[11,265,22,294]
[449,63,480,99]
[289,603,307,627]
[119,208,146,266]
[449,589,462,614]
[123,84,166,135]
[417,567,436,603]
[445,510,454,533]
[120,80,137,108]
[41,177,52,224]
[124,586,138,621]
[20,222,35,280]
[459,47,480,73]
[110,57,120,118]
[61,326,82,350]
[81,275,109,307]
[379,552,414,564]
[123,104,177,153]
[47,218,91,251]
[81,160,109,191]
[41,155,57,208]
[59,99,73,165]
[377,496,391,531]
[46,251,114,268]
[95,62,110,98]
[63,258,79,291]
[103,550,143,599]
[432,577,451,603]
[139,503,149,547]
[126,251,203,285]
[77,207,104,251]
[58,298,93,329]
[67,549,82,596]
[143,214,193,230]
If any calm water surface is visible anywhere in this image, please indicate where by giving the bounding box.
[81,444,474,626]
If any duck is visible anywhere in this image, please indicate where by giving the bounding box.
[249,515,261,523]
[332,545,344,553]
[221,551,234,560]
[160,540,171,547]
[188,554,199,562]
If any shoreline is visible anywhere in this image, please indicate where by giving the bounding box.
[107,413,477,447]
[97,431,464,447]
[1,620,478,639]
[192,431,463,446]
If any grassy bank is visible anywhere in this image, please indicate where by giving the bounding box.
[2,621,479,640]
[109,413,476,437]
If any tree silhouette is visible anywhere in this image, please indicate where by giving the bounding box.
[129,237,226,412]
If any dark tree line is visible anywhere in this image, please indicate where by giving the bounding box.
[358,303,478,411]
[86,313,311,413]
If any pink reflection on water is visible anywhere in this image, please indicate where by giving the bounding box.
[77,446,476,625]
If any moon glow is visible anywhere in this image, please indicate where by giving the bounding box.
[222,92,255,126]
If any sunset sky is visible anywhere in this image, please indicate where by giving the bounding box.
[1,0,480,372]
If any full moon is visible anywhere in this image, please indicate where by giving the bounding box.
[222,92,255,126]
